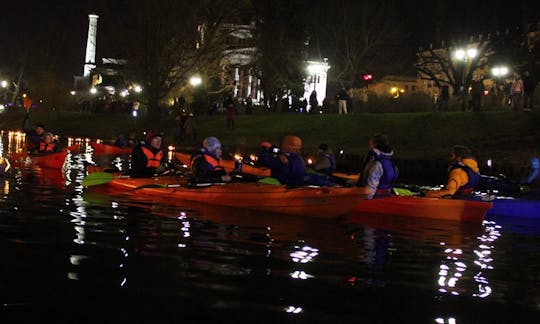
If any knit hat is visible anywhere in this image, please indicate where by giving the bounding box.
[145,131,163,143]
[203,136,221,152]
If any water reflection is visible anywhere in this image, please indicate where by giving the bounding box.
[1,130,540,322]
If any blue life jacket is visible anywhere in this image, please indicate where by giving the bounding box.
[376,153,399,191]
[358,149,398,193]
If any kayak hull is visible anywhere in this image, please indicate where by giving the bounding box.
[350,195,492,223]
[30,150,69,169]
[90,141,132,155]
[107,176,368,218]
[482,197,540,219]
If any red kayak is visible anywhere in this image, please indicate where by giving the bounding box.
[11,144,80,169]
[350,195,492,223]
[104,175,369,218]
[89,141,132,155]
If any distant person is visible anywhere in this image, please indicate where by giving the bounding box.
[190,136,231,183]
[357,134,399,199]
[258,135,333,187]
[520,156,540,185]
[337,87,349,114]
[470,77,485,112]
[439,84,450,111]
[130,131,167,178]
[37,132,58,154]
[224,95,235,129]
[183,113,197,142]
[425,145,480,198]
[314,143,336,176]
[245,95,253,114]
[522,71,536,110]
[309,90,318,113]
[511,75,524,111]
[114,134,129,148]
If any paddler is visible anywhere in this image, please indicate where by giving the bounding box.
[425,145,480,198]
[357,134,399,199]
[258,135,334,187]
[190,136,232,184]
[130,131,167,178]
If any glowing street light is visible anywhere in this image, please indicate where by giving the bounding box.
[491,66,508,78]
[454,47,477,111]
[133,84,142,93]
[90,87,97,94]
[189,76,202,87]
[491,65,509,104]
[1,80,8,88]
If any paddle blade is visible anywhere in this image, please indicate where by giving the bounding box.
[82,172,114,186]
[393,187,416,196]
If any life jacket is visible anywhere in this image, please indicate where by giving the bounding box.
[317,152,336,175]
[358,149,399,196]
[39,141,56,153]
[449,161,480,197]
[374,152,399,197]
[191,151,225,174]
[141,146,163,168]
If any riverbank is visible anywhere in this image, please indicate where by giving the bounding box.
[2,108,538,178]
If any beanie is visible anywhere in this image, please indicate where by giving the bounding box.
[203,136,221,152]
[146,131,163,143]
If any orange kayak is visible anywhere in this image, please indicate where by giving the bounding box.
[174,152,271,177]
[350,195,492,223]
[90,141,132,155]
[106,176,369,218]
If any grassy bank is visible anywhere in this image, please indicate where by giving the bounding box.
[2,108,539,168]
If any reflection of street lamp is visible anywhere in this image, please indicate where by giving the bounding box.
[454,48,477,111]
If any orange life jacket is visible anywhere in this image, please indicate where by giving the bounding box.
[39,142,56,152]
[203,154,225,172]
[141,146,163,168]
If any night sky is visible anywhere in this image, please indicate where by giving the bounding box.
[0,0,538,84]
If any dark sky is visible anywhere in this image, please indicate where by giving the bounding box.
[0,0,538,84]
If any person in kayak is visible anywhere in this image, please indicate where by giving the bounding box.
[258,135,334,187]
[24,121,46,153]
[357,134,399,199]
[425,145,480,198]
[190,136,232,183]
[130,131,167,178]
[313,143,336,176]
[36,132,58,154]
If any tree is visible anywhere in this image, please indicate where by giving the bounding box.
[308,0,406,90]
[114,0,250,119]
[415,29,535,96]
[251,0,308,112]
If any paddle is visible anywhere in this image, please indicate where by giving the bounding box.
[133,182,227,189]
[82,172,115,186]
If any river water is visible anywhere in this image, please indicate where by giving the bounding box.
[1,133,539,323]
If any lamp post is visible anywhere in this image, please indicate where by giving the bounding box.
[491,65,508,106]
[454,48,477,111]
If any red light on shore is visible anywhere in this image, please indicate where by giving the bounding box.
[363,74,373,81]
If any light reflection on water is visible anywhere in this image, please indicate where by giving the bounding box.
[1,133,540,322]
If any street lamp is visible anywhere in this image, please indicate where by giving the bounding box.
[491,65,509,106]
[189,76,202,87]
[454,48,477,111]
